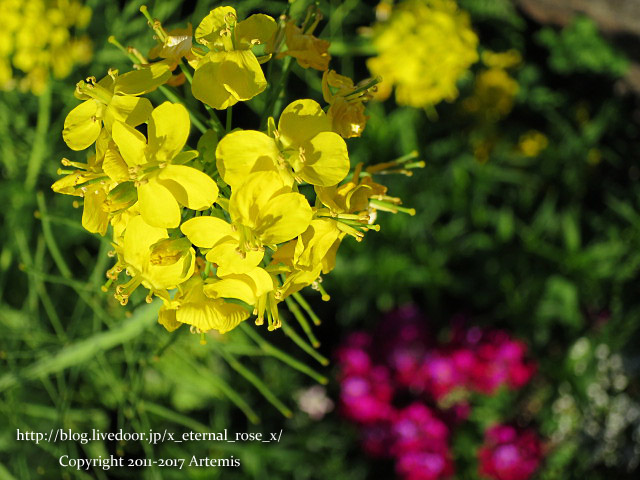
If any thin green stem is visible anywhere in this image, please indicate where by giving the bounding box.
[25,83,52,190]
[261,56,293,128]
[284,296,320,347]
[204,104,226,137]
[226,105,233,133]
[292,292,322,326]
[239,323,327,384]
[280,318,329,366]
[178,60,193,84]
[214,344,293,418]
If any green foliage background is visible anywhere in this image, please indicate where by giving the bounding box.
[1,0,639,479]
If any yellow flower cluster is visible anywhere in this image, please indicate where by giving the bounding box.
[517,130,549,157]
[0,0,92,94]
[367,0,478,108]
[463,50,521,122]
[52,6,416,336]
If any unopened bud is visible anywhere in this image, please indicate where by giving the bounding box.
[105,181,137,213]
[149,237,192,266]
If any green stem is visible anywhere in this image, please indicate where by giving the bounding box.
[284,296,320,347]
[261,56,293,128]
[215,344,293,418]
[25,83,52,190]
[226,105,233,133]
[204,104,226,137]
[178,60,193,84]
[280,318,329,366]
[292,292,322,326]
[239,323,327,384]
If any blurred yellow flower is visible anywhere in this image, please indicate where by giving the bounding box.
[517,130,549,157]
[0,0,92,94]
[463,68,519,122]
[367,0,478,108]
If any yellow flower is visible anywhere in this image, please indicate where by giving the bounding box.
[482,49,521,70]
[367,0,478,108]
[149,23,195,68]
[277,21,330,71]
[158,275,249,333]
[51,154,113,235]
[463,68,519,122]
[204,266,274,307]
[322,70,371,138]
[181,216,265,277]
[111,215,195,305]
[517,130,548,157]
[216,99,350,187]
[229,171,313,247]
[63,63,171,151]
[191,6,276,109]
[111,102,219,228]
[182,170,312,261]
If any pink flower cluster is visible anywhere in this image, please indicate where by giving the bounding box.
[478,425,543,480]
[336,306,542,480]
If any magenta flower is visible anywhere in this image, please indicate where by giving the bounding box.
[391,403,449,454]
[469,332,536,394]
[478,424,543,480]
[396,448,455,480]
[340,366,394,424]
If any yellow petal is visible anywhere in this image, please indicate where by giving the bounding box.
[177,294,249,334]
[157,165,218,210]
[297,131,350,186]
[158,307,182,332]
[148,102,190,161]
[122,216,194,290]
[278,99,331,148]
[280,265,322,299]
[102,146,130,182]
[195,6,237,48]
[256,191,313,244]
[191,54,237,110]
[203,267,273,305]
[51,171,93,196]
[146,249,194,291]
[114,62,171,95]
[229,171,288,229]
[206,241,263,276]
[235,14,277,50]
[293,218,341,270]
[62,99,102,151]
[220,50,267,101]
[180,216,235,248]
[103,94,153,130]
[82,186,109,235]
[215,130,279,186]
[138,178,181,228]
[123,215,166,269]
[111,121,147,166]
